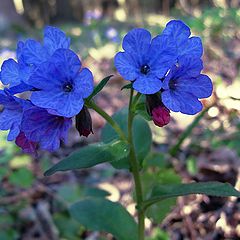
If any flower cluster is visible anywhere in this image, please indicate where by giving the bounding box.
[0,27,94,153]
[115,20,213,126]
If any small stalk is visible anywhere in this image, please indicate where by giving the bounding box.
[128,89,145,240]
[86,100,128,143]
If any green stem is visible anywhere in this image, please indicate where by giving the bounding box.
[86,100,128,143]
[132,92,142,108]
[128,89,145,240]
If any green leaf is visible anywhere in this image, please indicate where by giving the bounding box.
[147,198,176,223]
[121,83,132,90]
[101,108,152,169]
[44,140,128,176]
[146,182,240,208]
[70,198,138,240]
[134,96,151,121]
[143,169,181,223]
[53,213,83,240]
[143,152,168,169]
[87,75,113,100]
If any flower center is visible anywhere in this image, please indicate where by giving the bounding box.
[169,79,177,90]
[140,64,150,75]
[63,83,73,92]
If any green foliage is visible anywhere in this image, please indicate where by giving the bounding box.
[87,75,113,100]
[121,83,132,90]
[145,180,240,223]
[44,140,128,176]
[146,182,240,208]
[143,152,169,169]
[101,108,152,169]
[134,96,151,121]
[186,157,198,175]
[70,197,138,240]
[8,167,34,188]
[56,183,110,204]
[143,169,181,223]
[53,213,83,240]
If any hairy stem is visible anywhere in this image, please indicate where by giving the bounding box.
[128,89,145,240]
[86,100,128,143]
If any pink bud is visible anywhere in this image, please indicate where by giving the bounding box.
[152,106,170,127]
[15,132,37,156]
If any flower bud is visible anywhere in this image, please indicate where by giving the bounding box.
[15,132,37,155]
[75,106,93,137]
[146,94,170,127]
[152,106,170,127]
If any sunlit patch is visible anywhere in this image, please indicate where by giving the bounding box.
[98,182,120,202]
[208,106,219,117]
[70,27,82,36]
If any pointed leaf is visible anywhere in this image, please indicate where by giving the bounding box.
[44,140,128,176]
[145,182,240,209]
[70,198,138,240]
[101,108,152,169]
[87,75,113,100]
[121,83,132,90]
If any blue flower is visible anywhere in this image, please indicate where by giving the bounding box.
[21,107,72,151]
[29,48,94,117]
[0,90,32,140]
[162,20,203,58]
[114,28,177,94]
[0,26,70,91]
[0,26,94,153]
[161,56,213,115]
[21,26,70,67]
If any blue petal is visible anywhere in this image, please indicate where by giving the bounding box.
[148,34,177,78]
[179,36,203,58]
[8,82,34,95]
[16,41,25,64]
[177,55,203,77]
[122,28,151,62]
[161,90,181,112]
[28,61,56,90]
[0,91,24,140]
[29,50,80,90]
[162,20,190,46]
[21,107,72,151]
[31,90,84,117]
[133,75,162,94]
[114,52,139,80]
[22,39,49,66]
[74,68,94,98]
[7,123,20,141]
[1,59,20,86]
[176,74,213,98]
[43,26,70,55]
[49,48,81,79]
[162,90,202,115]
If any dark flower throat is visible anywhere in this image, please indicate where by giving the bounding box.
[140,64,150,75]
[63,83,73,92]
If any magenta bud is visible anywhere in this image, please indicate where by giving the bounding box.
[15,132,37,155]
[75,106,93,137]
[152,106,170,127]
[146,94,171,127]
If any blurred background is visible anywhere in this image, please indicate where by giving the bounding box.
[0,0,240,239]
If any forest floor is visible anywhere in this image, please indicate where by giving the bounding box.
[0,8,240,240]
